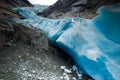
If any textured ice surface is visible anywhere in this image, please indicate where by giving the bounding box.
[13,4,48,19]
[13,4,120,80]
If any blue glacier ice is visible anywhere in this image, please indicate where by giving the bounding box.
[13,4,120,80]
[93,4,120,44]
[13,4,48,19]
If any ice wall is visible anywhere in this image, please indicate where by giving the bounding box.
[13,4,120,80]
[93,4,120,44]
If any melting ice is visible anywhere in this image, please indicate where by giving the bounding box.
[13,4,120,80]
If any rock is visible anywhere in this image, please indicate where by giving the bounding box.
[0,0,32,18]
[0,0,49,50]
[0,0,32,8]
[0,18,48,50]
[0,32,5,49]
[40,0,119,17]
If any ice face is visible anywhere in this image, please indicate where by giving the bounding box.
[93,4,120,44]
[13,7,38,19]
[13,4,120,80]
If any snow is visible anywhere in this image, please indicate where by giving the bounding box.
[13,4,120,80]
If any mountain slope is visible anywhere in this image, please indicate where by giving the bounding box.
[0,0,34,49]
[40,0,119,18]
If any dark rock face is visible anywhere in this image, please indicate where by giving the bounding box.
[0,0,37,50]
[40,0,119,17]
[0,18,48,49]
[0,0,32,7]
[0,0,32,18]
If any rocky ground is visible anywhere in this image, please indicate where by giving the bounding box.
[0,42,73,80]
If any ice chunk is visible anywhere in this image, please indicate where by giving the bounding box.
[60,66,72,74]
[63,73,70,80]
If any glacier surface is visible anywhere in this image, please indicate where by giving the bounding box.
[13,4,120,80]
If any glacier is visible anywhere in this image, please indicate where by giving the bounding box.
[13,4,120,80]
